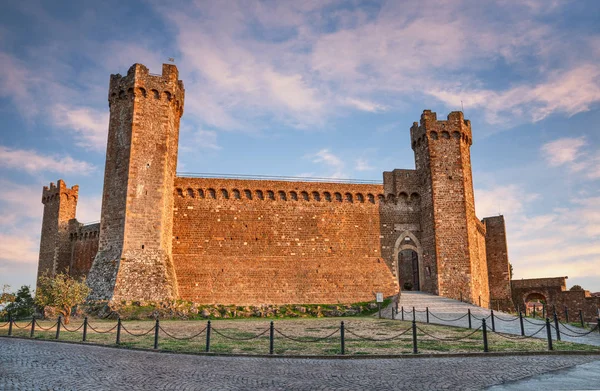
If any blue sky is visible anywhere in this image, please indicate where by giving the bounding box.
[1,0,599,293]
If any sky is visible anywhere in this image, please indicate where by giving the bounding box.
[0,0,599,293]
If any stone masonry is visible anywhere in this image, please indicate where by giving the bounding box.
[35,63,514,307]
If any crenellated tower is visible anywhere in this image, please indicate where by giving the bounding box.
[37,180,79,280]
[411,110,489,303]
[87,63,185,302]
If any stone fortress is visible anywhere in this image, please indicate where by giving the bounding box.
[37,63,598,319]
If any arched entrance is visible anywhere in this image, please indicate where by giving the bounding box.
[524,292,546,315]
[393,231,423,292]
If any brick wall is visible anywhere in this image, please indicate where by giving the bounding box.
[172,177,398,304]
[68,222,100,279]
[484,216,512,303]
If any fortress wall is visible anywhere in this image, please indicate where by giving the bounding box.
[172,177,398,305]
[483,216,512,303]
[473,221,490,305]
[68,223,100,279]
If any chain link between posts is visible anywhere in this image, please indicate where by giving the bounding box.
[274,328,340,343]
[159,325,207,340]
[415,325,483,342]
[211,327,270,341]
[34,320,58,331]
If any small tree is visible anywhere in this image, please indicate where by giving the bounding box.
[5,285,35,320]
[509,263,514,279]
[570,285,584,291]
[35,273,90,324]
[0,284,15,321]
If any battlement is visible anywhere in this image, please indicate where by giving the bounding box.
[42,179,79,204]
[410,110,472,150]
[108,63,185,115]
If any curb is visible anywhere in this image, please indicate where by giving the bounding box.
[1,334,599,360]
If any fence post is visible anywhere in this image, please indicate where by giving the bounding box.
[553,312,561,341]
[479,296,481,307]
[460,292,463,302]
[490,310,495,332]
[564,306,569,323]
[426,307,429,324]
[468,309,472,329]
[340,321,345,355]
[8,314,12,336]
[519,312,524,336]
[269,321,274,355]
[30,316,35,338]
[579,310,584,328]
[533,305,536,318]
[154,318,159,350]
[542,304,546,319]
[116,318,121,345]
[55,316,61,340]
[412,307,415,321]
[83,317,88,342]
[482,319,488,353]
[597,318,600,335]
[546,318,553,351]
[205,320,211,352]
[391,306,395,320]
[412,320,417,354]
[401,306,404,321]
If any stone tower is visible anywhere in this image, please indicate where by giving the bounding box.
[87,63,185,302]
[37,180,79,280]
[411,110,489,303]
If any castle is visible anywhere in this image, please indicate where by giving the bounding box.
[36,63,514,307]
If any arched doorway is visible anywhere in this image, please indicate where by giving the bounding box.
[524,292,546,316]
[399,249,420,291]
[393,231,423,292]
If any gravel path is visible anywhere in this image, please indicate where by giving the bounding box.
[384,292,600,347]
[1,338,599,390]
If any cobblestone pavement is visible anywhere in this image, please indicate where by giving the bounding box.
[1,338,599,390]
[385,292,600,347]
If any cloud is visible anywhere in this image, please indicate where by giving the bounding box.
[191,130,222,151]
[0,233,39,266]
[0,146,95,175]
[540,136,600,179]
[51,105,109,151]
[305,148,347,178]
[344,98,387,113]
[355,157,374,172]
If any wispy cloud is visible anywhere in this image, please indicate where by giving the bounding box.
[541,137,600,179]
[52,105,108,151]
[0,146,95,175]
[305,148,347,178]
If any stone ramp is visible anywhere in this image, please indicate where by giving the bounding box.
[381,291,600,347]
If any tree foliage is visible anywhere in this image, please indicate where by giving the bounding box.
[4,285,35,320]
[509,263,514,279]
[0,284,15,320]
[570,285,584,291]
[35,273,90,324]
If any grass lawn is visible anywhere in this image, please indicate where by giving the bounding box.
[1,317,597,356]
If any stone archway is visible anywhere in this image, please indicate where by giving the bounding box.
[393,231,424,292]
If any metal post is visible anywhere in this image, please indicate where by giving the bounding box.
[8,314,12,336]
[468,309,472,329]
[546,318,553,351]
[205,320,211,352]
[479,296,481,307]
[340,321,345,355]
[83,317,88,342]
[542,304,546,319]
[533,305,536,318]
[412,320,417,354]
[269,321,274,355]
[55,316,61,340]
[412,307,415,321]
[564,306,569,324]
[460,292,463,302]
[154,318,159,349]
[378,303,381,319]
[426,307,429,324]
[579,310,584,328]
[391,306,395,320]
[401,306,404,321]
[482,319,488,353]
[597,318,600,335]
[553,312,561,341]
[30,316,35,338]
[519,312,524,336]
[491,310,495,332]
[116,318,121,345]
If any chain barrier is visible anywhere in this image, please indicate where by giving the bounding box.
[345,327,412,342]
[494,315,520,322]
[415,325,482,342]
[471,314,491,321]
[34,320,58,331]
[489,324,546,340]
[211,327,270,341]
[554,324,599,338]
[120,324,156,337]
[159,325,207,341]
[274,328,339,343]
[557,321,595,335]
[60,321,84,332]
[0,321,9,328]
[428,312,468,322]
[87,323,118,334]
[523,317,545,326]
[12,321,33,329]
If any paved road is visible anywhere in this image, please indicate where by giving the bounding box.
[386,292,600,347]
[1,338,599,390]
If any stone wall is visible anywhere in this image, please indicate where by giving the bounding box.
[484,216,512,305]
[68,222,100,279]
[172,177,398,304]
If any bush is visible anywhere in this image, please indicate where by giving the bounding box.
[4,286,35,320]
[403,282,413,291]
[570,285,584,291]
[35,273,90,324]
